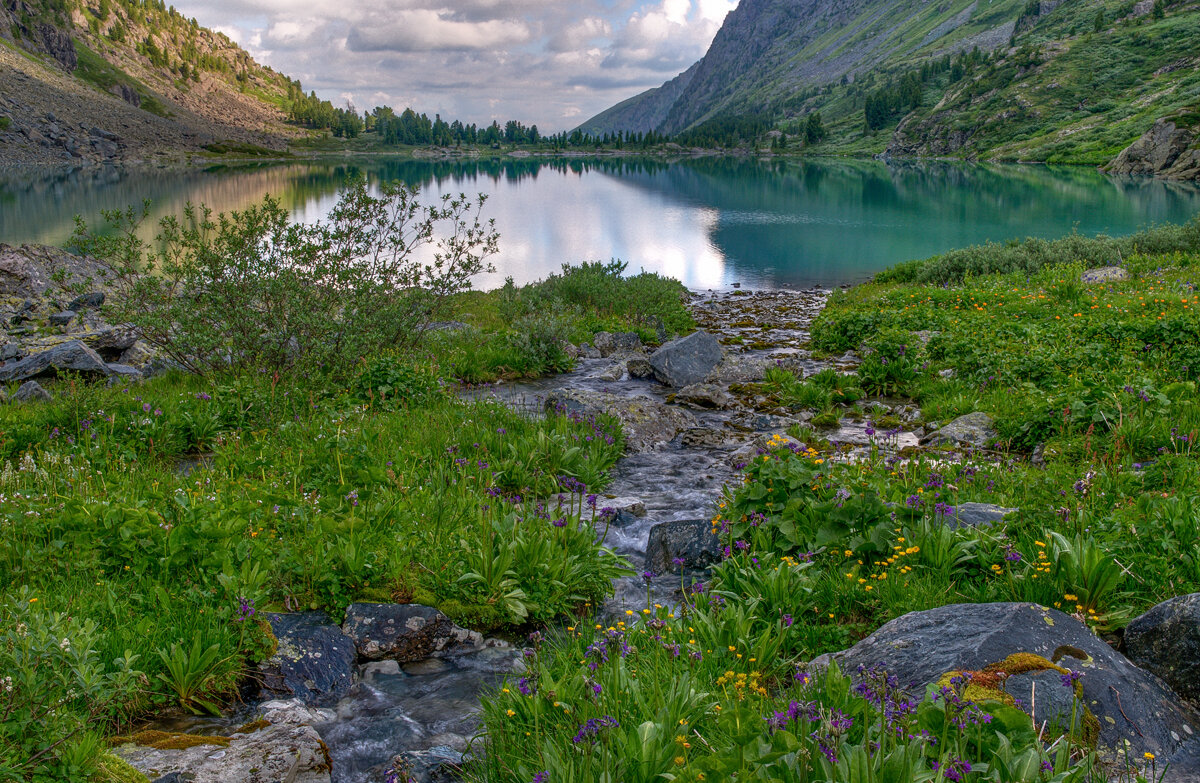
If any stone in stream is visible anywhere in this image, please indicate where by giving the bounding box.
[645,519,723,574]
[674,382,737,410]
[544,389,695,452]
[0,339,112,382]
[341,603,483,662]
[388,746,465,783]
[257,612,356,706]
[114,719,332,783]
[627,356,654,379]
[811,602,1200,772]
[1126,593,1200,706]
[649,330,723,388]
[920,412,997,450]
[597,362,624,382]
[593,331,643,357]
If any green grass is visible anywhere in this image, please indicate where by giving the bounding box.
[72,39,171,119]
[473,237,1200,783]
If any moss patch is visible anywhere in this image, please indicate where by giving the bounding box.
[110,730,231,750]
[96,751,151,783]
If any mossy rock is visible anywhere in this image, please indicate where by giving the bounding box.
[96,751,151,783]
[110,730,231,750]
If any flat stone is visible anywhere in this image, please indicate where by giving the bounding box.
[674,383,737,410]
[115,722,331,783]
[545,389,695,452]
[921,412,997,450]
[49,310,75,326]
[1081,266,1129,284]
[341,603,483,662]
[257,612,356,707]
[0,339,112,382]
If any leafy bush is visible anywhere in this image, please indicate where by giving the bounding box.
[877,216,1200,285]
[71,177,498,378]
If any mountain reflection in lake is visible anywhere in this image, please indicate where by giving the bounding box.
[2,156,1198,290]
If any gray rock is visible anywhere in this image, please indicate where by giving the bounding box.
[79,326,140,354]
[729,411,795,432]
[1081,266,1130,284]
[545,390,695,452]
[938,368,956,379]
[106,364,143,381]
[67,291,105,311]
[921,412,996,449]
[1106,119,1200,182]
[597,362,624,382]
[115,721,331,783]
[579,344,601,359]
[819,602,1200,769]
[0,340,112,382]
[257,612,356,707]
[1004,669,1087,734]
[341,603,483,662]
[649,330,724,388]
[1126,593,1200,705]
[389,746,464,783]
[425,321,469,333]
[12,380,51,403]
[627,357,654,379]
[48,310,75,326]
[258,699,336,727]
[119,341,158,369]
[593,331,642,357]
[646,519,723,574]
[948,502,1017,529]
[0,343,21,361]
[674,383,736,410]
[680,427,741,449]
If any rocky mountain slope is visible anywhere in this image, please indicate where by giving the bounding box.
[581,0,1200,179]
[0,0,302,163]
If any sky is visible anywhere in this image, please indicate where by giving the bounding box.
[172,0,738,133]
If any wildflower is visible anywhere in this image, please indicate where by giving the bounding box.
[531,773,549,783]
[572,715,619,744]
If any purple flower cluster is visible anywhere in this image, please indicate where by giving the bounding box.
[571,715,619,744]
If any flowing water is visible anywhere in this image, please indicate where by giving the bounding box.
[3,157,1199,290]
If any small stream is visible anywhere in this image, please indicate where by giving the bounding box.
[151,289,926,783]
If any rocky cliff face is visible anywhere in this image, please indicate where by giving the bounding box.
[580,0,1022,136]
[0,0,299,163]
[577,63,700,137]
[1106,118,1200,181]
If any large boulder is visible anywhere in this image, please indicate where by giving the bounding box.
[1126,594,1200,706]
[649,331,724,388]
[921,412,997,450]
[545,390,695,452]
[257,612,356,706]
[1106,119,1200,181]
[0,340,112,382]
[114,720,331,783]
[12,380,52,403]
[645,519,723,574]
[0,244,108,300]
[817,603,1200,769]
[341,604,483,662]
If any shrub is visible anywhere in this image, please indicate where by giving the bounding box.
[70,177,498,378]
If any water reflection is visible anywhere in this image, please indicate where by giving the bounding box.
[2,157,1197,289]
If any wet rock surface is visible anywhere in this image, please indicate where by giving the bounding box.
[649,330,724,387]
[544,389,696,452]
[257,612,356,707]
[816,602,1200,770]
[645,518,722,573]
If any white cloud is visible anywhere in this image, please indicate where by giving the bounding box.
[171,0,738,131]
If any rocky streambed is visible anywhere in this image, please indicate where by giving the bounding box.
[99,286,1200,782]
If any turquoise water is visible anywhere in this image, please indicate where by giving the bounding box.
[2,157,1198,289]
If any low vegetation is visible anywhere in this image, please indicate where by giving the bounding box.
[0,184,691,780]
[475,233,1200,782]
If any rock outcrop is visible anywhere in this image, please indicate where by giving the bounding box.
[921,412,997,449]
[1106,119,1200,181]
[815,602,1200,770]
